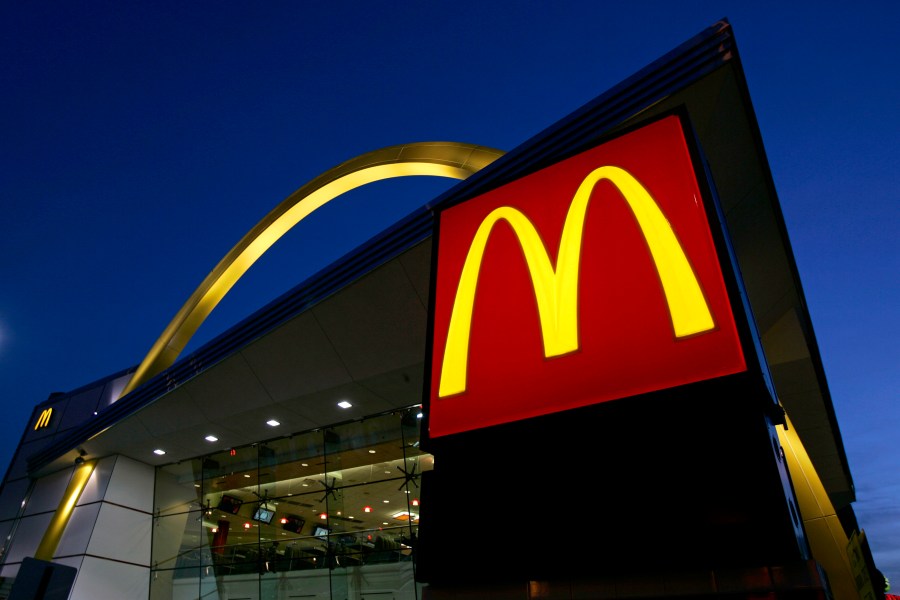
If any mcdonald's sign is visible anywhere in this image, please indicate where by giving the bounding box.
[428,114,747,438]
[34,407,53,430]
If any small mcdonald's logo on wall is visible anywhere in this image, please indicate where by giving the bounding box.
[428,114,747,438]
[34,407,53,430]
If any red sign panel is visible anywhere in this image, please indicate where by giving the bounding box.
[428,115,747,438]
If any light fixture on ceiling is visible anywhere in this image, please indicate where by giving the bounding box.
[337,401,352,409]
[205,435,218,442]
[153,449,166,456]
[266,419,280,427]
[392,511,419,521]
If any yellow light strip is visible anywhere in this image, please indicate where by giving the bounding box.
[118,142,503,398]
[34,460,96,561]
[439,165,713,397]
[776,413,859,600]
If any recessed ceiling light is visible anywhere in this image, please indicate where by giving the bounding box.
[153,449,166,456]
[244,474,251,478]
[337,401,352,409]
[266,419,280,427]
[368,450,376,454]
[205,435,218,442]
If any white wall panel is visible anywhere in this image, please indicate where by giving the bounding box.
[53,554,84,572]
[87,503,152,566]
[76,455,116,505]
[22,467,71,516]
[69,555,149,600]
[104,456,154,513]
[1,512,53,565]
[53,502,101,558]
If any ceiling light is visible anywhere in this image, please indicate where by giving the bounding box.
[243,474,251,478]
[266,419,280,427]
[337,401,352,409]
[153,449,166,456]
[205,435,218,442]
[391,511,419,521]
[368,450,376,454]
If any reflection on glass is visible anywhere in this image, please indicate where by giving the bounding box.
[151,405,426,599]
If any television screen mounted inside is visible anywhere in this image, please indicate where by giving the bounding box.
[253,507,275,524]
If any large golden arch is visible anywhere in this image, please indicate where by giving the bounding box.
[119,142,504,398]
[438,165,715,398]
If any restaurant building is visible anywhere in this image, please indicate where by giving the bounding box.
[0,20,884,600]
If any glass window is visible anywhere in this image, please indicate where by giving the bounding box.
[151,406,429,600]
[0,478,31,522]
[155,460,202,517]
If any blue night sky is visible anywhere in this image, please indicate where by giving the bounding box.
[1,0,897,587]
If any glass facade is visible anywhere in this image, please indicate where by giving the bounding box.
[150,407,429,600]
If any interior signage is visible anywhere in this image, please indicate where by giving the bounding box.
[428,114,747,438]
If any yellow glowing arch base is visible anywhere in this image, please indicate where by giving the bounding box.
[119,142,504,399]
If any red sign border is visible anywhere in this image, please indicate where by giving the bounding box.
[422,107,769,443]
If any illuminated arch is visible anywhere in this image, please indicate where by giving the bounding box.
[119,142,504,398]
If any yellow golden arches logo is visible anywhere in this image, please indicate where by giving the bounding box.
[34,407,53,430]
[118,142,503,399]
[438,165,715,398]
